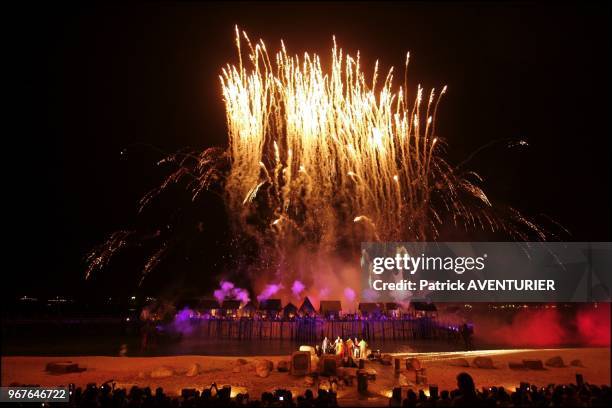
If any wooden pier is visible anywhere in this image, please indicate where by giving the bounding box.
[185,317,458,343]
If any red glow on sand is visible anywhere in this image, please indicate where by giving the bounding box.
[472,304,611,348]
[490,309,567,347]
[576,304,611,346]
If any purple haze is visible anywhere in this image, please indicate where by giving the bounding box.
[291,280,306,297]
[213,280,250,304]
[257,283,283,301]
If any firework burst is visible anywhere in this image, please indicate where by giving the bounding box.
[85,28,545,292]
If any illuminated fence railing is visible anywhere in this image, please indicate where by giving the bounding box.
[173,315,460,342]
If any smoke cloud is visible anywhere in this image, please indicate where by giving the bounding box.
[468,304,610,347]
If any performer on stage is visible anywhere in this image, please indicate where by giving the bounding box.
[345,337,354,359]
[358,338,368,358]
[334,336,343,355]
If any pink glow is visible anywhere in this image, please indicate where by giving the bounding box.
[291,280,306,297]
[257,283,283,301]
[213,280,250,304]
[577,304,610,346]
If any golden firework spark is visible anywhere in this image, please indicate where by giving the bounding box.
[219,27,530,248]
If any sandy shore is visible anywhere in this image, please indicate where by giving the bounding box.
[2,348,609,406]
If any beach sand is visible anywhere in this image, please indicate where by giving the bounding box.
[2,347,609,407]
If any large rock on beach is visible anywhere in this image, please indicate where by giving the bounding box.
[523,360,545,370]
[570,359,584,367]
[255,359,273,378]
[45,361,83,374]
[545,356,565,368]
[508,361,528,370]
[448,358,469,368]
[473,356,494,369]
[150,366,174,378]
[405,357,422,371]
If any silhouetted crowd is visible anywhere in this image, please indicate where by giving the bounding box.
[38,384,339,407]
[11,373,611,407]
[389,372,611,407]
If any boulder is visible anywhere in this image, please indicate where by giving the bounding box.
[508,361,528,370]
[523,360,545,370]
[405,358,422,371]
[473,356,495,369]
[255,359,273,378]
[255,366,270,378]
[277,360,290,372]
[150,366,174,378]
[448,358,469,368]
[236,358,248,365]
[185,363,201,377]
[570,359,584,367]
[45,361,83,374]
[545,356,565,368]
[380,354,393,366]
[260,359,274,371]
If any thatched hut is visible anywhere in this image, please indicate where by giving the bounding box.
[258,298,282,319]
[409,301,438,318]
[320,300,342,319]
[358,302,384,318]
[298,297,316,317]
[384,302,402,318]
[283,302,298,319]
[221,300,241,318]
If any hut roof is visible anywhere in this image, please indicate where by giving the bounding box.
[299,297,316,313]
[259,298,282,311]
[410,301,437,311]
[221,300,241,310]
[358,302,383,313]
[283,302,298,313]
[320,300,342,314]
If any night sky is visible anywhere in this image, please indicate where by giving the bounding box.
[10,2,611,300]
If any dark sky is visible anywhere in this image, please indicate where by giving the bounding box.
[10,2,611,299]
